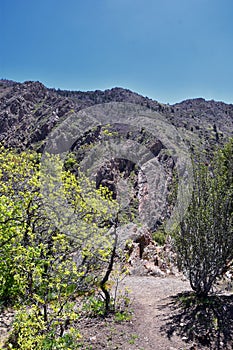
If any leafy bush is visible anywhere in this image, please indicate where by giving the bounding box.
[152,230,166,245]
[0,147,123,348]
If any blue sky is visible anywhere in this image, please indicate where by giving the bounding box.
[1,0,233,104]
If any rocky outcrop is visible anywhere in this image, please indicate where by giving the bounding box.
[117,224,178,277]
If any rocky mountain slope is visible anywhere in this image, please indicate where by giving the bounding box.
[1,79,233,231]
[1,79,233,151]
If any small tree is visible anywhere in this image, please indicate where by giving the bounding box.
[174,140,233,297]
[0,147,119,348]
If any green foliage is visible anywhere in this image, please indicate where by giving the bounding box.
[0,146,124,348]
[114,310,132,322]
[152,230,166,245]
[7,305,81,349]
[174,139,233,296]
[128,334,139,345]
[82,296,107,317]
[7,306,46,349]
[101,124,118,138]
[63,151,79,172]
[113,287,132,322]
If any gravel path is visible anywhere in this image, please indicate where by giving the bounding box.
[119,275,192,350]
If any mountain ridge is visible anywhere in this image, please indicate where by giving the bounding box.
[0,79,233,151]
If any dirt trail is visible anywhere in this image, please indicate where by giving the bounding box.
[120,275,192,350]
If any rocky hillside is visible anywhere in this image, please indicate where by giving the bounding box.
[0,80,161,149]
[0,79,233,231]
[1,79,233,151]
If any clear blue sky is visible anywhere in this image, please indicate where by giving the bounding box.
[1,0,233,104]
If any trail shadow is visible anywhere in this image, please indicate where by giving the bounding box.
[160,291,233,350]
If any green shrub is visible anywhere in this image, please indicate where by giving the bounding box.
[152,230,166,245]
